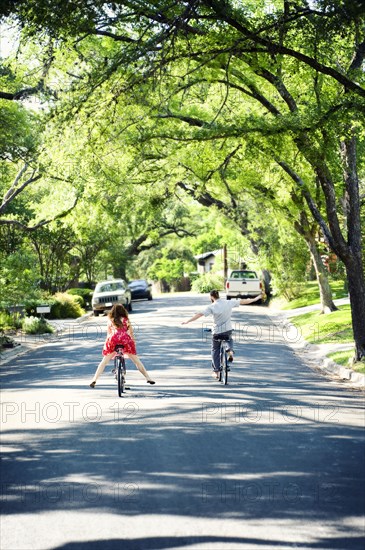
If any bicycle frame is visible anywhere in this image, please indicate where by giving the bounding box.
[218,337,230,385]
[114,345,126,396]
[205,328,231,385]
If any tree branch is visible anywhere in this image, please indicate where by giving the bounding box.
[156,112,206,127]
[202,0,365,98]
[92,29,136,42]
[0,196,79,231]
[274,157,339,253]
[0,168,42,214]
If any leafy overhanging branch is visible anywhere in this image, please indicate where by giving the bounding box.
[125,223,195,257]
[1,164,80,231]
[0,194,79,231]
[201,0,365,98]
[0,165,42,214]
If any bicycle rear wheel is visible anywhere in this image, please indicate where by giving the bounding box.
[219,344,224,382]
[117,356,126,396]
[223,348,228,385]
[220,342,228,386]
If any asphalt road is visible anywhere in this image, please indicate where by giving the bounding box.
[1,293,365,550]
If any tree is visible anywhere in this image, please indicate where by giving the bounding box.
[2,0,365,359]
[28,222,76,291]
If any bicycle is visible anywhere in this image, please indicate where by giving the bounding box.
[204,328,230,385]
[113,344,126,396]
[215,334,230,385]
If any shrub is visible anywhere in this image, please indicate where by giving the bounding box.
[66,288,93,308]
[22,316,54,334]
[191,273,225,293]
[51,293,85,319]
[24,297,55,317]
[0,311,23,331]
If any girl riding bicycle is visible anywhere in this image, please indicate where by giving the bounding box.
[89,303,155,387]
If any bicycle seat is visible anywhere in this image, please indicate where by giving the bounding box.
[215,334,231,341]
[114,344,125,353]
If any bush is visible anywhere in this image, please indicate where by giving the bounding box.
[191,273,225,293]
[66,288,93,308]
[0,311,23,331]
[51,293,85,319]
[22,316,54,334]
[24,298,55,317]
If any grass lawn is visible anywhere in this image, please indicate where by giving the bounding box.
[327,350,365,374]
[278,280,364,376]
[281,280,347,310]
[288,304,353,344]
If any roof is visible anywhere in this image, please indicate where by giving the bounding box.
[194,249,222,260]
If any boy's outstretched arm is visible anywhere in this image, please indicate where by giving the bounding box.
[239,293,263,306]
[181,312,204,325]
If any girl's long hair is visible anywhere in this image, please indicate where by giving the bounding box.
[108,304,129,329]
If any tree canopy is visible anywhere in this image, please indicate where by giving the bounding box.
[1,1,364,359]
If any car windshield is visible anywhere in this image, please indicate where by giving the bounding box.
[231,271,257,279]
[129,280,146,286]
[95,282,125,293]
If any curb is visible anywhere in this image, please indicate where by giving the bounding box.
[321,357,365,387]
[265,308,365,391]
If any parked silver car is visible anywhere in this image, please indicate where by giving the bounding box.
[92,279,132,316]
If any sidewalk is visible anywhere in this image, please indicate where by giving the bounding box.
[267,296,365,390]
[0,311,93,366]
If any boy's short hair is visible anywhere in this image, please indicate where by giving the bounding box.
[210,289,220,299]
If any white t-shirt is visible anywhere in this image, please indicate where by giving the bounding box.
[203,299,240,334]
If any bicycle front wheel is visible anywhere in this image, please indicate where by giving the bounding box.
[117,356,125,396]
[223,351,228,385]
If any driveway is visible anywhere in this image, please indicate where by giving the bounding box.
[1,293,364,549]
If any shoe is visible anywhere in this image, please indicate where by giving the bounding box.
[212,371,220,379]
[89,381,96,388]
[147,380,155,384]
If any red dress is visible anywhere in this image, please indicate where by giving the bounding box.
[102,317,137,356]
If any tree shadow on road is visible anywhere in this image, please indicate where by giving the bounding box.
[1,297,365,549]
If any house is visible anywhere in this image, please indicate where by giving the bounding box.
[194,249,223,274]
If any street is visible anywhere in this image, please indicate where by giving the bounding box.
[1,294,365,550]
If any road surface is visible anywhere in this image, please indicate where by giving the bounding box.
[1,294,364,549]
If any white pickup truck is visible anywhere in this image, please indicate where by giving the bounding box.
[225,270,263,300]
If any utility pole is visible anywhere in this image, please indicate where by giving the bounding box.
[223,244,228,283]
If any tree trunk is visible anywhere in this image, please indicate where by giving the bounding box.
[305,233,338,313]
[294,211,337,314]
[341,134,365,362]
[344,255,365,362]
[114,264,127,280]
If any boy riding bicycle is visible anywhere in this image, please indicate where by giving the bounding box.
[182,289,262,378]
